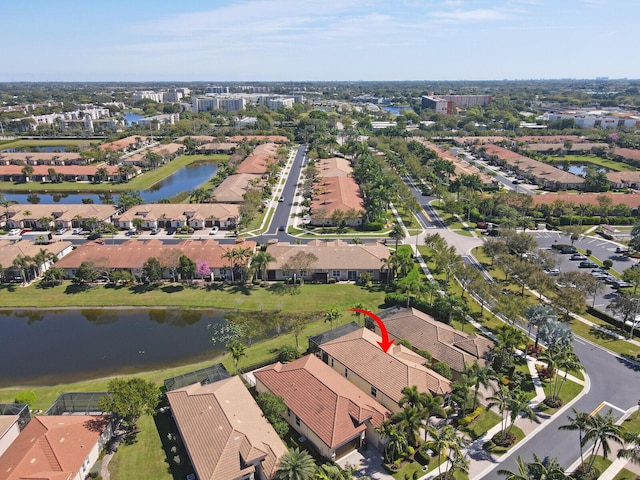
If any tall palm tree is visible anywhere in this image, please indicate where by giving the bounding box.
[226,340,247,374]
[525,304,558,348]
[391,405,424,448]
[618,432,640,465]
[396,276,426,308]
[389,223,405,250]
[506,388,536,436]
[274,448,316,480]
[558,408,591,470]
[540,344,581,405]
[376,420,408,464]
[323,308,342,330]
[487,384,512,442]
[251,251,275,281]
[467,362,497,410]
[582,409,624,473]
[425,424,465,479]
[351,302,366,325]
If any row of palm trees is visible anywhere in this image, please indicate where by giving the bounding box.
[3,248,56,283]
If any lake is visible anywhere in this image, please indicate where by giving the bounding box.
[566,163,612,176]
[124,112,145,125]
[0,162,218,204]
[1,146,68,153]
[0,308,229,387]
[381,105,412,116]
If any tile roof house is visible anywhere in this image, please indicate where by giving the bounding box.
[0,415,112,480]
[0,415,20,458]
[227,135,289,144]
[478,144,585,190]
[314,157,353,178]
[254,355,391,459]
[318,328,452,413]
[378,307,494,379]
[54,239,256,281]
[0,164,125,183]
[6,204,118,231]
[264,239,389,283]
[114,203,241,231]
[606,171,640,190]
[235,143,279,175]
[99,135,150,152]
[0,152,86,166]
[213,173,262,203]
[0,239,74,283]
[166,376,287,480]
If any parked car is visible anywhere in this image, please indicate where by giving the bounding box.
[616,246,629,253]
[570,253,587,261]
[87,233,103,240]
[611,280,632,289]
[278,196,285,202]
[579,260,598,268]
[209,226,219,235]
[278,225,286,232]
[8,228,21,236]
[55,228,67,235]
[544,268,561,276]
[72,227,83,235]
[151,227,160,235]
[559,247,577,254]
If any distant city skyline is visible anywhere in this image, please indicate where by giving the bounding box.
[1,0,638,82]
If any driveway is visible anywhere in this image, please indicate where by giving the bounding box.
[337,446,394,480]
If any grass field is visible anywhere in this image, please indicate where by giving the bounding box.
[0,153,228,192]
[547,154,634,172]
[0,139,98,149]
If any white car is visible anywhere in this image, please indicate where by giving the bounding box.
[209,226,219,235]
[8,228,21,236]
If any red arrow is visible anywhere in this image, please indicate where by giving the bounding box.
[348,308,394,353]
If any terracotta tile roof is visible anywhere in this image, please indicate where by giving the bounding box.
[319,328,452,399]
[378,307,494,373]
[265,239,389,271]
[254,355,390,449]
[614,148,640,161]
[176,135,217,144]
[7,204,118,223]
[198,142,237,152]
[514,135,584,143]
[415,139,494,185]
[115,203,240,223]
[482,144,584,186]
[99,136,149,151]
[0,152,84,164]
[0,240,72,270]
[310,176,364,217]
[0,415,110,480]
[54,239,256,270]
[226,135,289,143]
[454,136,507,145]
[606,171,640,185]
[166,376,287,480]
[315,157,353,178]
[212,174,261,203]
[236,143,279,174]
[532,192,640,209]
[0,164,120,176]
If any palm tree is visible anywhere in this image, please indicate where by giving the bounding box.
[525,304,558,348]
[376,421,408,464]
[618,432,640,465]
[389,223,405,250]
[396,276,426,308]
[539,343,581,406]
[391,405,424,448]
[351,302,366,325]
[425,424,465,479]
[251,251,275,281]
[274,448,316,480]
[498,454,569,479]
[323,308,342,330]
[487,384,512,443]
[380,256,395,284]
[506,388,536,436]
[226,340,247,374]
[582,409,624,474]
[558,408,591,470]
[12,254,31,283]
[467,362,497,410]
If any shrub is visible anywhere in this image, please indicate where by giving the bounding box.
[458,406,483,427]
[431,361,452,380]
[327,278,337,284]
[603,259,613,269]
[15,390,36,408]
[361,222,384,231]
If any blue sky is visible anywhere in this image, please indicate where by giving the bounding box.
[1,0,638,82]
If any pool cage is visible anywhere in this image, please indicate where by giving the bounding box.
[164,363,230,392]
[45,392,108,416]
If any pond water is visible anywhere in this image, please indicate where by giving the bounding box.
[124,112,145,125]
[0,162,218,204]
[381,105,412,116]
[0,308,229,387]
[566,164,612,176]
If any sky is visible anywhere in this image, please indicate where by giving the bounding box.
[1,0,638,82]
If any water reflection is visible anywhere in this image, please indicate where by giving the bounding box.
[0,308,227,387]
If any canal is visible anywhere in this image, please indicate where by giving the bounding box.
[0,308,229,387]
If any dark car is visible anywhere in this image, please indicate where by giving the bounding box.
[87,233,103,240]
[560,247,578,254]
[278,225,286,232]
[579,260,598,268]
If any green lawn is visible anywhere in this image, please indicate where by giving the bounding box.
[0,139,97,149]
[0,281,386,311]
[392,460,427,480]
[461,409,501,440]
[613,467,639,480]
[622,410,640,434]
[582,455,613,477]
[483,426,526,455]
[0,154,228,193]
[537,378,584,415]
[548,155,634,172]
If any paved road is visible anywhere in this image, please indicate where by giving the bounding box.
[480,337,639,478]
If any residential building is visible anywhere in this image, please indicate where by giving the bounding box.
[227,135,289,144]
[0,415,113,480]
[212,173,262,203]
[254,355,391,459]
[99,135,150,153]
[264,97,295,109]
[0,152,86,166]
[207,86,230,94]
[377,307,494,380]
[235,143,279,175]
[421,96,449,115]
[114,203,241,231]
[264,239,389,283]
[218,97,246,112]
[0,240,74,282]
[5,204,118,231]
[132,91,164,102]
[422,94,492,114]
[192,96,220,113]
[0,164,125,183]
[0,403,29,458]
[478,144,585,190]
[318,328,452,413]
[544,110,640,129]
[136,113,178,129]
[54,239,256,281]
[167,376,287,480]
[235,116,258,128]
